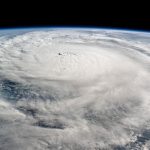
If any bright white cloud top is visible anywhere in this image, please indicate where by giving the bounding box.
[0,28,150,150]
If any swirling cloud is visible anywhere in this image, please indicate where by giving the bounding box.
[0,28,150,149]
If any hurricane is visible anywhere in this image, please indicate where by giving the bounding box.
[0,28,150,150]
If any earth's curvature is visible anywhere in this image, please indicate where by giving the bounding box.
[0,28,150,150]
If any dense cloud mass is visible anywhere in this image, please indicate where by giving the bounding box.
[0,28,150,150]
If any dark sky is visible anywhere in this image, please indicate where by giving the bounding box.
[0,2,149,31]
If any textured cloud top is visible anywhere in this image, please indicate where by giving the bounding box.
[0,28,150,150]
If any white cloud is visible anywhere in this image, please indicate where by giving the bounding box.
[0,29,150,149]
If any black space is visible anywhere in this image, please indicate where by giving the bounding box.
[0,3,149,31]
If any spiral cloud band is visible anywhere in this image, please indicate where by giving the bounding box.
[0,28,150,149]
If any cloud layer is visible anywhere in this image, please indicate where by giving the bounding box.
[0,28,150,149]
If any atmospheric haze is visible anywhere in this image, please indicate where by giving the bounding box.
[0,28,150,150]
